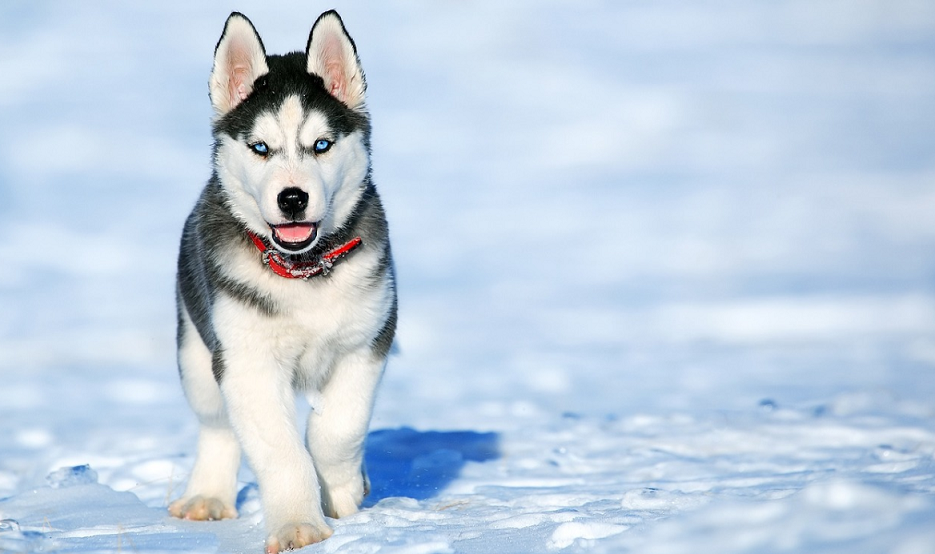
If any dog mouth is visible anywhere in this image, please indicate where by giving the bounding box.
[270,222,318,252]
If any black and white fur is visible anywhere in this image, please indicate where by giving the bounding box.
[169,11,396,553]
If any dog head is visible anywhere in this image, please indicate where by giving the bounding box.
[209,11,370,254]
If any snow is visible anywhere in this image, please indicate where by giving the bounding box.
[2,1,935,553]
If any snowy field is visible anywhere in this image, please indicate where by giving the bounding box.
[2,1,935,552]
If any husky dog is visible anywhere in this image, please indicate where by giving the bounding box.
[169,11,396,552]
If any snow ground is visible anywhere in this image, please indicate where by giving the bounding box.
[2,1,935,552]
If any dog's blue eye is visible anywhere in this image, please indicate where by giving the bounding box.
[250,142,269,156]
[314,139,332,154]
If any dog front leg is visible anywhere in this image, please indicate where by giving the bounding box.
[170,306,241,521]
[219,344,332,552]
[307,349,386,518]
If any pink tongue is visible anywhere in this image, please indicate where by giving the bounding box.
[274,224,315,243]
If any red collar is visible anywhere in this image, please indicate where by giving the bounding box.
[246,230,363,280]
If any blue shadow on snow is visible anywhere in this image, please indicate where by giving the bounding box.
[363,427,500,504]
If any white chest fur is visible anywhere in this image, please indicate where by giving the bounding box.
[212,238,392,390]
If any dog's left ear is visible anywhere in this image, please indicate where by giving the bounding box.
[306,11,366,110]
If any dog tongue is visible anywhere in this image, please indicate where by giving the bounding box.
[273,224,315,243]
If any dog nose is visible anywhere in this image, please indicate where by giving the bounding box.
[277,187,309,218]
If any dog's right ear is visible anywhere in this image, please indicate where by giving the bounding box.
[209,13,269,117]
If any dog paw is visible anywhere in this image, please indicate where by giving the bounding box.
[265,523,333,553]
[168,495,237,521]
[321,476,365,519]
[323,487,361,519]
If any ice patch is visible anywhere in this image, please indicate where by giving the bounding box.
[47,465,98,489]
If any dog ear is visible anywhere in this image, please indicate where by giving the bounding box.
[306,11,366,110]
[209,12,269,117]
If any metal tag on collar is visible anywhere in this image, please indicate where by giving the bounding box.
[318,258,334,276]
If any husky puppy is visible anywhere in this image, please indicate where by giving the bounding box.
[169,11,396,552]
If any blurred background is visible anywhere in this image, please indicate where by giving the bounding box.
[1,0,934,448]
